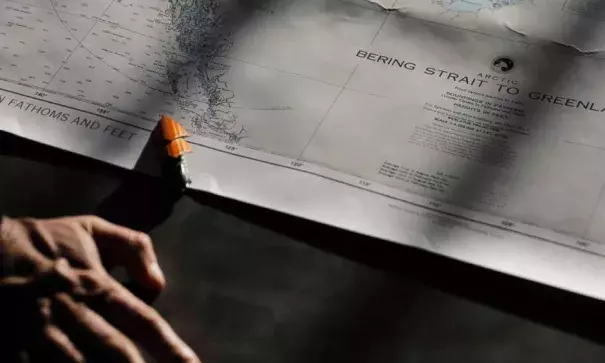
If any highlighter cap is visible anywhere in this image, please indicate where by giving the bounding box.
[160,115,189,141]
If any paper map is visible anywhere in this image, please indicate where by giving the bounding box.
[4,0,605,299]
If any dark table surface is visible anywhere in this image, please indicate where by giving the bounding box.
[3,132,605,363]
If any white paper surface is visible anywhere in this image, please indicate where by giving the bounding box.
[3,0,605,299]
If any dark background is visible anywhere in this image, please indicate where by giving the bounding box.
[3,132,605,363]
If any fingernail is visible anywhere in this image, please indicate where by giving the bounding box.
[149,262,166,287]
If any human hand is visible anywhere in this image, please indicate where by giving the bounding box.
[0,215,200,363]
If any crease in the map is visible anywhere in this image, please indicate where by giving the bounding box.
[502,22,603,55]
[363,0,529,14]
[363,0,605,54]
[362,0,399,11]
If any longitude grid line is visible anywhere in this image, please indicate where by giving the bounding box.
[296,86,346,160]
[43,0,117,91]
[297,10,391,159]
[45,0,185,100]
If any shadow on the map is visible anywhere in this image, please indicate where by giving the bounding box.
[383,17,604,247]
[128,0,274,144]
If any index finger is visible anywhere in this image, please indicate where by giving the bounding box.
[76,216,165,293]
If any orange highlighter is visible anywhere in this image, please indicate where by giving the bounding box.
[160,115,192,187]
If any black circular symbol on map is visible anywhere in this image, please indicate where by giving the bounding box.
[491,56,515,74]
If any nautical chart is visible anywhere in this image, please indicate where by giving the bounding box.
[6,0,605,299]
[0,0,249,142]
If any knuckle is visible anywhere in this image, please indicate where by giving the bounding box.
[100,283,121,304]
[82,215,103,223]
[75,215,104,231]
[138,232,152,246]
[133,232,152,251]
[142,307,163,328]
[97,326,117,343]
[82,215,104,228]
[78,270,110,296]
[21,217,39,226]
